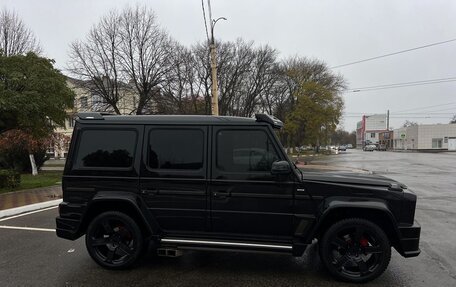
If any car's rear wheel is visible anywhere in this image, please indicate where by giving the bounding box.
[86,211,144,269]
[319,218,391,283]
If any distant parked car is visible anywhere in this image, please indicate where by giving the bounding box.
[363,145,376,152]
[346,144,353,149]
[328,146,337,153]
[378,144,387,151]
[338,145,347,151]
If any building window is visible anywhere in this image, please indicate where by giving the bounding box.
[80,97,88,110]
[46,144,55,156]
[432,138,443,149]
[444,137,448,143]
[370,133,375,138]
[92,94,105,111]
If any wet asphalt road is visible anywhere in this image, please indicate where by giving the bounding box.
[0,149,455,286]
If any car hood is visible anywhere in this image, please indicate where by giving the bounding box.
[302,172,407,190]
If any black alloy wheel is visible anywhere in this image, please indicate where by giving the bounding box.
[86,211,144,269]
[320,218,391,283]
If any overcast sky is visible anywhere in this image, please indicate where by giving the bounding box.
[3,0,456,131]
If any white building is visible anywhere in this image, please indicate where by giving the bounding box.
[394,124,456,151]
[356,114,388,147]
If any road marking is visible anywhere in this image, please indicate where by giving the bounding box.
[0,225,55,232]
[0,206,58,222]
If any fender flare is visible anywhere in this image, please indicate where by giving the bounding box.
[306,197,401,244]
[82,191,160,238]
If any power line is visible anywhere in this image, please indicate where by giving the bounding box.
[345,112,455,115]
[343,115,453,119]
[393,102,456,113]
[331,37,456,69]
[351,77,456,90]
[207,0,213,26]
[346,77,456,92]
[201,0,210,43]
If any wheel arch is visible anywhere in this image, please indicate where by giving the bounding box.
[311,199,401,248]
[79,191,159,239]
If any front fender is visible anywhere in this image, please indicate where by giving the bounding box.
[321,197,396,221]
[305,197,400,244]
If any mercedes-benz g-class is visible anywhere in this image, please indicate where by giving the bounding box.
[56,113,420,283]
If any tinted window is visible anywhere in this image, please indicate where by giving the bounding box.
[217,130,279,172]
[148,129,204,170]
[75,130,136,168]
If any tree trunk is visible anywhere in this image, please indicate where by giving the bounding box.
[29,154,38,176]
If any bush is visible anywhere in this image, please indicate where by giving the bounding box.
[0,130,50,172]
[0,169,21,189]
[0,148,49,172]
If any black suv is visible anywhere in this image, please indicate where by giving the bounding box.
[56,113,420,283]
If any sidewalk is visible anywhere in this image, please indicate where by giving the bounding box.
[0,185,62,211]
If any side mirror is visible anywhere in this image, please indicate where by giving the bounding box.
[271,160,291,175]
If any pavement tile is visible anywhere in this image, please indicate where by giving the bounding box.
[0,185,62,210]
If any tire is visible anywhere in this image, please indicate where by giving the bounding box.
[86,211,144,269]
[319,218,391,283]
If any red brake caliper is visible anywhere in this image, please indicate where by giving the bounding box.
[360,237,369,247]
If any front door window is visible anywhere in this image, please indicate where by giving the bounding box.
[216,129,279,180]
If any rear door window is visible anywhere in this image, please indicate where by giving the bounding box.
[74,129,137,168]
[147,129,204,170]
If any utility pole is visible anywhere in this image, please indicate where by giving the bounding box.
[205,0,226,116]
[387,109,390,130]
[210,35,219,116]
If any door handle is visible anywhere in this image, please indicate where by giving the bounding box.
[213,190,229,198]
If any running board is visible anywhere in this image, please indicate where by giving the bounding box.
[160,238,293,251]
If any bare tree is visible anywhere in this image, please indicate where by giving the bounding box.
[192,42,213,114]
[68,10,124,114]
[217,39,256,116]
[160,42,206,114]
[239,44,278,117]
[118,6,173,115]
[68,7,346,126]
[0,8,41,56]
[68,6,172,115]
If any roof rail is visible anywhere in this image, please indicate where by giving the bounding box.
[255,114,283,129]
[77,112,115,120]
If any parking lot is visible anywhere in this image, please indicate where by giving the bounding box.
[0,149,455,287]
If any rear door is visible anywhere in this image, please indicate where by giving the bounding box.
[210,126,295,240]
[140,126,208,233]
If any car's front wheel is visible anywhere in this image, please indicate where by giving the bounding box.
[85,211,144,269]
[319,218,391,283]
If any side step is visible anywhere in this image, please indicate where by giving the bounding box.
[160,238,293,252]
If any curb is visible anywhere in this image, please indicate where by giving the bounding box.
[0,199,62,219]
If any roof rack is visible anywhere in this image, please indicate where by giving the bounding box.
[255,114,283,129]
[77,112,115,120]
